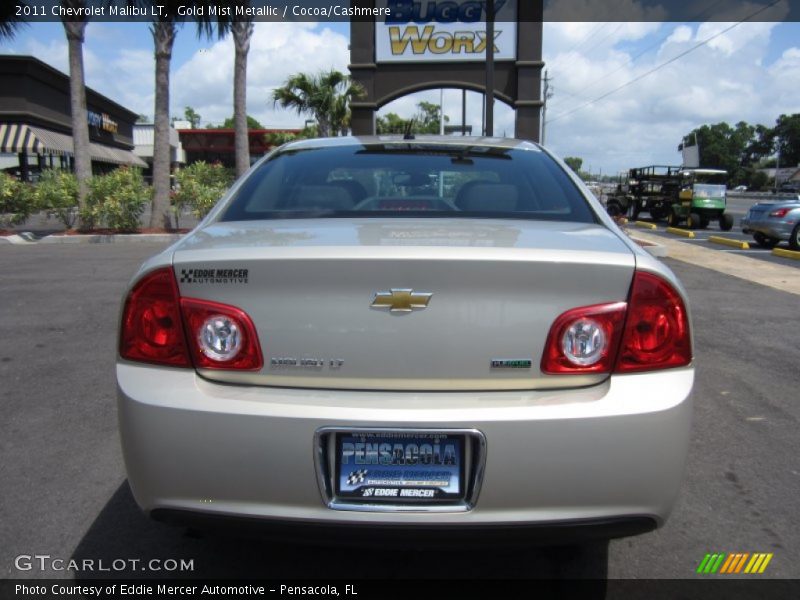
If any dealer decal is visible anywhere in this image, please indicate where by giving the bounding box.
[179,268,249,285]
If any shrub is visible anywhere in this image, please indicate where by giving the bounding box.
[34,169,79,229]
[173,162,233,219]
[0,172,35,228]
[85,168,151,232]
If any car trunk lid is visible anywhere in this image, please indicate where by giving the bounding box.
[172,218,636,391]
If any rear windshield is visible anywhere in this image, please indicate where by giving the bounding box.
[220,142,596,223]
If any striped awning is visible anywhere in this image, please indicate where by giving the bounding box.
[0,123,147,168]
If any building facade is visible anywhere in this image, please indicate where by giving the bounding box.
[0,55,146,181]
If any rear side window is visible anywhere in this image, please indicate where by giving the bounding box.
[221,143,596,223]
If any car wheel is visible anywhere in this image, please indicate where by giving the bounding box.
[667,212,679,227]
[790,223,800,251]
[753,232,778,249]
[719,214,734,231]
[687,212,702,230]
[606,202,623,218]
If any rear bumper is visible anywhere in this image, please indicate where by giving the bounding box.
[152,509,656,546]
[118,363,693,535]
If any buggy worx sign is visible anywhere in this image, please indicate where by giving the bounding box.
[376,0,518,62]
[349,0,543,140]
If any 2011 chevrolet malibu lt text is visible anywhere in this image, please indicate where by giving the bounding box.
[117,136,693,543]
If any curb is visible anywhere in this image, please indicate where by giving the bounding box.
[634,221,658,230]
[708,236,750,250]
[630,236,668,258]
[666,227,695,239]
[39,233,184,244]
[771,247,800,260]
[0,234,36,245]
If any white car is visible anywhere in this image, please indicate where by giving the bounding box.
[117,137,693,543]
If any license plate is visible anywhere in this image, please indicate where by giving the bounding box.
[335,431,465,503]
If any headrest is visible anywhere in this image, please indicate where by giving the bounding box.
[456,183,519,212]
[290,185,355,211]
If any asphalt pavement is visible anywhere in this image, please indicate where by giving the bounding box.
[0,243,798,582]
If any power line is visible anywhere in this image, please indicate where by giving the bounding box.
[547,0,782,125]
[551,0,738,115]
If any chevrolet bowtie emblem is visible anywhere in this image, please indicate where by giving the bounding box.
[371,289,433,313]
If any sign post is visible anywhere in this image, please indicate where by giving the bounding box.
[350,0,544,141]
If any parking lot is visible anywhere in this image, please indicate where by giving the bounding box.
[622,193,800,269]
[1,242,798,582]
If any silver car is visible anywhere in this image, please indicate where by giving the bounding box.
[741,197,800,249]
[117,137,693,543]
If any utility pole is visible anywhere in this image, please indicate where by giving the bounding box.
[541,70,553,145]
[484,0,494,136]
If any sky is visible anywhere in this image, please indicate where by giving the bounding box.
[2,13,799,176]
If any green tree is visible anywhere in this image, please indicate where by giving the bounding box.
[213,115,264,129]
[376,103,449,135]
[183,106,202,128]
[563,156,583,173]
[773,114,800,167]
[415,101,448,133]
[0,2,27,40]
[376,112,407,134]
[272,70,364,137]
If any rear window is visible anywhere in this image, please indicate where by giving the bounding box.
[220,142,596,223]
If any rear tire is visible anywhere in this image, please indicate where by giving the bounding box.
[719,213,734,231]
[687,212,703,230]
[667,212,679,227]
[790,223,800,251]
[753,232,778,249]
[606,202,623,218]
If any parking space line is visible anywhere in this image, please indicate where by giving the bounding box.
[772,248,800,261]
[708,236,750,250]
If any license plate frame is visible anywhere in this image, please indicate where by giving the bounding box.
[314,427,486,512]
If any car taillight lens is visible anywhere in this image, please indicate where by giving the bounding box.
[541,272,691,375]
[541,302,627,374]
[119,268,262,370]
[180,298,263,370]
[119,268,191,367]
[615,271,692,373]
[769,208,789,218]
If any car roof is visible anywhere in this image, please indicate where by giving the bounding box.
[280,135,541,152]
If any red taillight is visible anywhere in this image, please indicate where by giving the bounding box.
[769,208,790,218]
[119,267,262,370]
[119,267,191,367]
[541,271,691,375]
[180,298,263,370]
[541,302,627,374]
[615,271,692,373]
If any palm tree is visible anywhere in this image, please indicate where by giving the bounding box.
[60,2,92,212]
[231,19,255,177]
[272,70,364,138]
[148,3,216,229]
[0,2,27,40]
[149,19,177,229]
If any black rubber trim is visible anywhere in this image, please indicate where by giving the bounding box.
[151,509,657,547]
